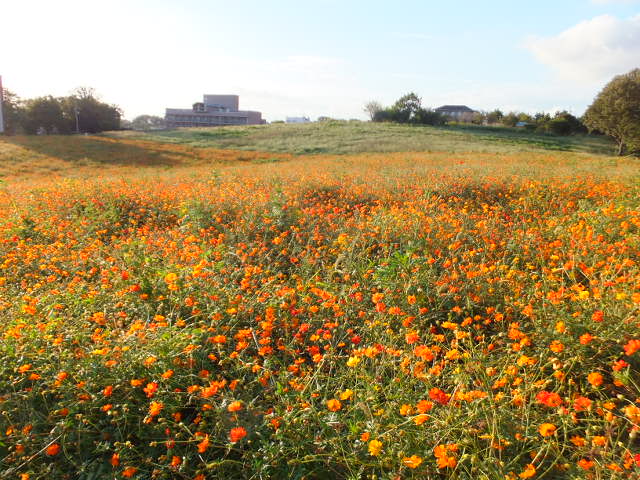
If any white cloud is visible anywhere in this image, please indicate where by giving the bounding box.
[525,15,640,83]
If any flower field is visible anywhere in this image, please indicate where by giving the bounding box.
[0,143,639,479]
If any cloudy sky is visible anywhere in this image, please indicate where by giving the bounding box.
[2,0,639,121]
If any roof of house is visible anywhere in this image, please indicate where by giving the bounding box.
[435,105,474,112]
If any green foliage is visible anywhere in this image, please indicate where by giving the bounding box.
[1,89,23,135]
[583,68,640,156]
[131,115,166,131]
[372,93,446,126]
[22,96,69,135]
[11,87,121,135]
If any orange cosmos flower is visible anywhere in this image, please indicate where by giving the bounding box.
[18,364,31,374]
[229,427,247,443]
[578,458,595,470]
[579,333,594,345]
[122,467,138,477]
[371,293,384,303]
[573,396,592,412]
[402,455,423,468]
[549,340,564,353]
[46,443,61,456]
[148,401,163,417]
[416,399,433,413]
[612,359,629,371]
[339,389,354,401]
[326,398,342,412]
[587,372,603,387]
[413,414,429,425]
[197,434,210,453]
[591,310,604,323]
[143,382,159,397]
[110,452,120,466]
[399,404,413,416]
[227,401,243,412]
[434,444,458,469]
[405,332,419,344]
[539,423,557,437]
[519,464,536,478]
[624,339,640,356]
[536,391,562,408]
[570,435,586,447]
[368,439,383,456]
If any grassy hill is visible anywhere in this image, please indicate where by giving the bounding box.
[106,121,616,156]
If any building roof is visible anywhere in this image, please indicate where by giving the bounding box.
[435,105,474,112]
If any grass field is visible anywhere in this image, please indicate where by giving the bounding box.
[106,121,616,156]
[0,126,639,479]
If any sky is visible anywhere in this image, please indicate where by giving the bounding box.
[2,0,640,121]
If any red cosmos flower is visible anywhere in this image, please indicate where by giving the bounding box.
[536,391,563,408]
[429,388,450,405]
[229,427,247,443]
[573,396,592,412]
[612,359,629,372]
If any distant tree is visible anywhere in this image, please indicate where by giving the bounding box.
[550,111,586,135]
[363,101,383,121]
[471,111,486,125]
[131,115,165,130]
[584,69,640,155]
[502,112,519,127]
[517,112,533,124]
[486,109,503,124]
[23,96,68,134]
[534,112,551,124]
[413,108,446,126]
[392,92,422,123]
[1,89,24,134]
[372,109,394,122]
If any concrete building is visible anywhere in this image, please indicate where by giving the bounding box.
[165,95,263,127]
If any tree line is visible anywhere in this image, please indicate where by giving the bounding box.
[1,87,121,135]
[364,93,587,135]
[365,68,640,155]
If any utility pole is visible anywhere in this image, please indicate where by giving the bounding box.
[0,75,5,134]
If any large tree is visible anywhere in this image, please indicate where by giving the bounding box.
[583,68,640,155]
[64,87,122,133]
[363,101,382,121]
[22,96,69,134]
[392,92,422,123]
